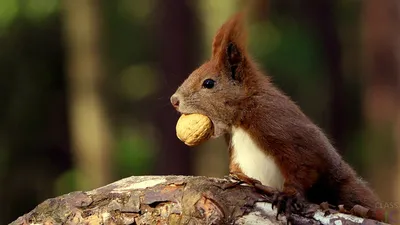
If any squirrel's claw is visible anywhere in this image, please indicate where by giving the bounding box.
[272,191,304,224]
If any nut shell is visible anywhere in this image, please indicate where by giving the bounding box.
[176,114,213,146]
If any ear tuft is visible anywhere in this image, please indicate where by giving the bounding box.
[211,12,247,62]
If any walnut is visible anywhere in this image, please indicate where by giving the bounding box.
[176,114,213,146]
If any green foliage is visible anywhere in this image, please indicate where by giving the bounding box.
[103,0,154,71]
[114,125,157,178]
[0,0,19,30]
[24,0,59,22]
[103,1,161,180]
[345,123,396,179]
[118,64,159,101]
[249,18,328,122]
[118,0,155,22]
[250,20,324,80]
[0,0,59,32]
[54,169,78,196]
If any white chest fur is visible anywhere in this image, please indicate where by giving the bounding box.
[231,127,284,190]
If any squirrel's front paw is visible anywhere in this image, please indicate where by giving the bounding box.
[272,191,304,223]
[222,172,255,189]
[222,172,263,190]
[223,172,276,195]
[228,172,262,186]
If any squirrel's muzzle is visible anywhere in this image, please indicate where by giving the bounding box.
[170,94,180,109]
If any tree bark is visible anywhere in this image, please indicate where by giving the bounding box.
[10,176,388,225]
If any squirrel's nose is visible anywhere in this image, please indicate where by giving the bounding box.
[170,94,180,109]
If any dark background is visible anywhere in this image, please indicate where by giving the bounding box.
[0,0,399,224]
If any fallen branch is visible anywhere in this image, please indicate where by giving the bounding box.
[10,176,388,225]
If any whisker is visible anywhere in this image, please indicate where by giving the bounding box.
[161,73,181,94]
[156,96,169,100]
[185,99,201,104]
[161,74,171,90]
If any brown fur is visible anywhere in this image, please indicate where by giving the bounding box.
[171,13,379,210]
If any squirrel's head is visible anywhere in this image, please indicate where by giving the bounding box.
[170,13,263,138]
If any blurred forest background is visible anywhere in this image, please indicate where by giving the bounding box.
[0,0,399,224]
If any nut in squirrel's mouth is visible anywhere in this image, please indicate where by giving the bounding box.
[178,112,223,138]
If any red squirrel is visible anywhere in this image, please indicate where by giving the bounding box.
[170,13,380,219]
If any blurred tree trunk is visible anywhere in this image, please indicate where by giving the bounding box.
[312,1,346,153]
[301,0,347,153]
[0,14,70,224]
[362,0,400,202]
[396,83,400,222]
[152,0,199,175]
[62,0,112,190]
[396,76,400,225]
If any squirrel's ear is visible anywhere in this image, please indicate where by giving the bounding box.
[211,12,247,80]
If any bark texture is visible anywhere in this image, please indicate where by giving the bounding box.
[10,176,388,225]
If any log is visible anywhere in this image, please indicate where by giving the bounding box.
[10,176,388,225]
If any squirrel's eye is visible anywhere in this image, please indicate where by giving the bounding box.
[202,79,215,89]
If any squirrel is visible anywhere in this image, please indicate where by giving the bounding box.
[170,13,380,220]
